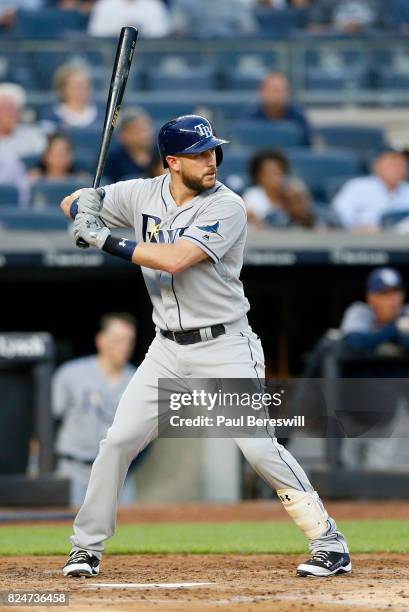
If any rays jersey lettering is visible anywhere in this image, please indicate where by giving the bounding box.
[142,214,222,244]
[142,214,187,244]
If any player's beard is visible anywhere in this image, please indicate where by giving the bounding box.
[181,168,216,193]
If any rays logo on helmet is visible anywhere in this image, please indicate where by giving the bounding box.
[195,123,212,138]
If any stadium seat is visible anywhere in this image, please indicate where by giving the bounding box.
[217,149,251,189]
[231,121,303,149]
[31,50,105,91]
[0,208,69,230]
[254,7,307,35]
[305,67,368,91]
[14,9,88,40]
[31,179,87,208]
[133,102,196,119]
[0,185,20,207]
[287,149,362,201]
[323,175,360,203]
[148,71,216,93]
[380,210,409,228]
[227,73,266,91]
[316,125,386,153]
[62,128,101,159]
[379,71,409,91]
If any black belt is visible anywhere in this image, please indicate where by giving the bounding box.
[161,324,225,345]
[58,453,94,466]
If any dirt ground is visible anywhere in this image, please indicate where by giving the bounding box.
[1,553,408,612]
[1,501,409,612]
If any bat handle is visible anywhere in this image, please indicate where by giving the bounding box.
[75,177,102,249]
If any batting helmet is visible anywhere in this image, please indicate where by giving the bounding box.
[158,115,229,168]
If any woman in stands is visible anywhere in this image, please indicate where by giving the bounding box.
[242,149,290,228]
[42,63,102,130]
[29,134,88,181]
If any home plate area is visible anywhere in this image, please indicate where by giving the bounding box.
[2,553,409,612]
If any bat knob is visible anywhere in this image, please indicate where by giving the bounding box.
[76,237,90,249]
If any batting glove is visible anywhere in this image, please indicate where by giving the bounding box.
[73,213,111,250]
[77,187,105,216]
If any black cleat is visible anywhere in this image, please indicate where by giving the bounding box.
[297,551,352,577]
[62,549,100,578]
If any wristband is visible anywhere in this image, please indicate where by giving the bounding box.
[102,236,137,262]
[70,199,79,219]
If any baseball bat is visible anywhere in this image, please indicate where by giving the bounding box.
[77,25,138,248]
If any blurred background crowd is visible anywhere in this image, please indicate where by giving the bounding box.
[0,0,409,232]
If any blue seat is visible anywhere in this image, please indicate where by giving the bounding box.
[323,175,360,202]
[62,128,101,159]
[148,69,216,93]
[0,185,19,207]
[287,149,362,200]
[14,9,88,39]
[31,179,87,208]
[232,121,303,149]
[379,71,409,91]
[254,7,307,35]
[0,208,69,230]
[217,150,250,187]
[381,210,409,228]
[306,67,368,91]
[227,73,266,91]
[133,102,196,119]
[31,50,104,90]
[316,125,386,153]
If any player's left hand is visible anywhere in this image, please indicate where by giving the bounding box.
[73,213,111,250]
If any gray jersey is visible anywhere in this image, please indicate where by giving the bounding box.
[341,301,409,334]
[99,174,250,331]
[52,356,136,460]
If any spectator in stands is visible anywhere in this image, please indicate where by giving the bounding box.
[0,0,43,29]
[171,0,257,37]
[332,149,409,231]
[0,155,30,207]
[247,73,311,146]
[88,0,171,37]
[148,153,167,179]
[53,313,138,505]
[242,150,289,227]
[42,64,102,131]
[339,267,409,468]
[308,0,384,34]
[388,0,409,32]
[57,0,95,12]
[28,134,89,181]
[104,108,155,182]
[266,178,340,229]
[0,83,46,159]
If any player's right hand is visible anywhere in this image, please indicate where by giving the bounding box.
[77,188,105,216]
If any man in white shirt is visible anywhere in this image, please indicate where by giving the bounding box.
[0,83,46,159]
[332,149,409,231]
[88,0,171,38]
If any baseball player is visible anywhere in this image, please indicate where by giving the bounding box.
[59,115,351,578]
[53,313,137,505]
